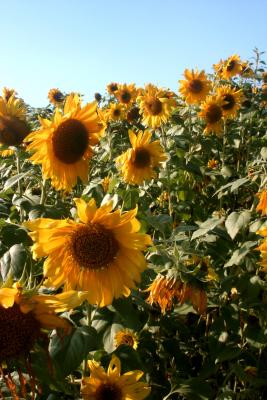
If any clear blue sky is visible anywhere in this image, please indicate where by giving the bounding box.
[0,0,266,107]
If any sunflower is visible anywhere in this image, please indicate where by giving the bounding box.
[198,95,224,135]
[179,69,211,104]
[2,87,17,102]
[107,82,119,95]
[48,88,65,106]
[0,95,29,150]
[213,59,225,78]
[216,85,243,119]
[24,198,151,307]
[221,54,242,80]
[116,130,167,185]
[105,103,126,122]
[25,94,104,192]
[207,159,219,169]
[126,106,141,123]
[0,283,85,397]
[137,84,176,128]
[115,83,138,106]
[101,176,110,193]
[81,354,150,400]
[240,62,254,78]
[256,190,267,215]
[114,329,138,349]
[146,275,182,314]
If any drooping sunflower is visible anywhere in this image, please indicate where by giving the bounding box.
[221,54,242,80]
[116,129,167,185]
[115,83,138,106]
[0,95,29,156]
[48,88,65,106]
[107,82,119,95]
[216,85,243,119]
[240,61,254,78]
[81,355,150,400]
[179,69,211,104]
[25,94,104,192]
[137,84,176,128]
[198,95,224,135]
[126,106,141,123]
[256,190,267,215]
[0,283,85,397]
[146,275,182,314]
[114,328,138,349]
[105,103,126,122]
[24,198,152,307]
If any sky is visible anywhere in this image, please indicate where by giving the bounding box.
[0,0,266,107]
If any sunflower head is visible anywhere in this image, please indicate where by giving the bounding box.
[48,88,65,106]
[114,329,138,349]
[198,95,224,135]
[137,84,176,128]
[221,54,242,80]
[179,69,211,104]
[116,129,167,185]
[105,103,126,122]
[94,92,102,102]
[0,96,29,146]
[207,159,219,169]
[213,59,225,78]
[107,82,119,95]
[25,94,105,192]
[81,355,150,400]
[115,83,137,106]
[2,87,17,102]
[146,275,183,314]
[126,106,141,123]
[240,62,254,78]
[216,85,243,119]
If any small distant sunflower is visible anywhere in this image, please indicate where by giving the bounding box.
[213,59,225,78]
[2,87,17,102]
[48,88,65,106]
[25,94,104,192]
[106,103,126,122]
[114,328,138,349]
[240,62,254,78]
[216,85,243,119]
[115,83,138,106]
[81,355,150,400]
[116,129,167,185]
[198,95,224,135]
[179,69,211,104]
[221,54,242,80]
[101,176,110,193]
[107,82,119,95]
[137,84,176,128]
[24,198,152,307]
[0,95,29,151]
[207,159,219,169]
[256,190,267,215]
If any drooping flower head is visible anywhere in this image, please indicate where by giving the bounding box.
[137,84,176,128]
[24,198,152,307]
[81,355,150,400]
[179,69,211,104]
[114,329,138,349]
[25,94,105,192]
[48,88,65,106]
[198,95,224,135]
[221,54,242,80]
[116,130,167,185]
[216,85,243,119]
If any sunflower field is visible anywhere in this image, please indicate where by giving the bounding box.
[0,49,267,400]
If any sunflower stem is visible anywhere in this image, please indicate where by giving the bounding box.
[161,127,173,217]
[83,301,93,376]
[40,179,48,205]
[15,148,24,222]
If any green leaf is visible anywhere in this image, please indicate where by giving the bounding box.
[225,211,251,239]
[191,217,225,240]
[2,171,30,192]
[224,241,257,267]
[0,244,28,280]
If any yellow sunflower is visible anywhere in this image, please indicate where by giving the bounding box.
[107,82,119,95]
[0,95,29,155]
[198,95,224,135]
[179,69,211,104]
[116,129,167,185]
[24,198,152,307]
[137,84,176,128]
[115,83,138,107]
[48,88,65,106]
[146,275,182,314]
[25,94,104,192]
[105,103,126,122]
[221,54,242,80]
[114,329,138,349]
[216,85,243,119]
[2,87,17,102]
[213,59,225,78]
[81,355,150,400]
[240,62,254,78]
[207,159,219,169]
[256,190,267,215]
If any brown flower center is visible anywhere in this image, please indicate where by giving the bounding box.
[71,224,119,270]
[146,98,162,115]
[222,94,235,110]
[95,382,122,400]
[53,91,64,103]
[113,109,121,118]
[120,90,131,104]
[133,148,151,168]
[226,60,236,72]
[109,84,118,93]
[0,303,41,362]
[52,118,89,164]
[206,104,222,124]
[121,334,134,347]
[127,106,140,122]
[0,116,29,146]
[188,79,203,93]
